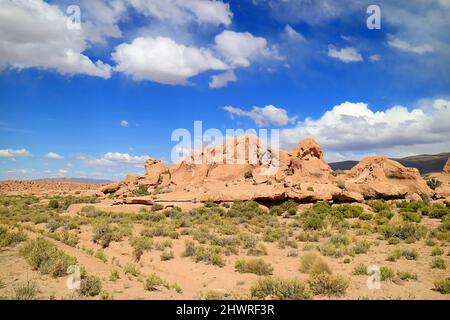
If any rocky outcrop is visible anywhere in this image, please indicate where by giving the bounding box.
[144,159,169,185]
[344,156,431,199]
[444,158,450,174]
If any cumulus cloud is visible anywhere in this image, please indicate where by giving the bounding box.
[0,149,31,158]
[328,45,363,63]
[126,0,233,26]
[280,99,450,154]
[46,152,64,160]
[120,120,129,127]
[224,105,297,127]
[209,70,237,89]
[112,36,228,84]
[369,54,381,62]
[82,152,150,168]
[214,30,277,68]
[387,35,434,55]
[0,0,112,78]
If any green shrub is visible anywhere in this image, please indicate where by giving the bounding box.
[14,280,38,300]
[381,223,426,242]
[79,275,102,297]
[368,200,390,212]
[48,199,59,209]
[299,252,331,275]
[434,278,450,294]
[247,243,268,256]
[351,240,371,254]
[308,273,349,297]
[144,273,169,291]
[250,277,311,300]
[182,242,226,267]
[92,226,113,248]
[133,185,150,196]
[235,258,273,276]
[387,237,400,245]
[151,204,164,212]
[124,263,141,277]
[160,250,174,261]
[431,258,446,269]
[20,238,76,277]
[428,204,449,219]
[358,212,373,221]
[0,227,27,248]
[100,291,114,300]
[109,269,120,282]
[334,205,363,218]
[352,264,368,275]
[397,270,417,281]
[380,266,395,281]
[401,212,422,223]
[387,248,418,262]
[201,291,226,300]
[431,247,444,256]
[427,178,442,190]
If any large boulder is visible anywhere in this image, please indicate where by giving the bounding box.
[144,158,169,185]
[345,156,431,199]
[285,138,333,183]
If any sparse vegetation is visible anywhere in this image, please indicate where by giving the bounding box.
[79,275,102,297]
[299,252,331,275]
[235,258,273,275]
[434,278,450,294]
[307,273,349,297]
[250,277,311,300]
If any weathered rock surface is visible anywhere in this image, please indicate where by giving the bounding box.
[444,158,450,174]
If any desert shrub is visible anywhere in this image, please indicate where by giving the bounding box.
[397,270,418,281]
[368,200,390,212]
[244,171,253,179]
[92,226,113,248]
[239,233,258,249]
[425,239,437,247]
[124,263,141,277]
[387,248,418,261]
[428,204,449,219]
[380,266,395,281]
[401,212,422,223]
[235,258,273,276]
[277,237,298,249]
[151,204,164,212]
[299,252,331,275]
[20,238,76,277]
[201,291,226,300]
[431,247,444,256]
[263,227,287,242]
[182,242,226,267]
[297,231,320,242]
[153,240,173,251]
[14,280,38,300]
[51,230,79,247]
[380,223,426,242]
[351,240,371,254]
[247,243,268,256]
[427,178,442,190]
[250,277,311,300]
[352,264,368,275]
[79,275,102,297]
[300,211,326,230]
[377,209,394,220]
[318,242,347,258]
[109,269,120,282]
[334,205,363,218]
[160,250,174,261]
[358,212,373,221]
[100,291,114,300]
[431,258,446,269]
[133,185,150,196]
[308,273,349,297]
[95,250,107,263]
[48,199,59,209]
[0,227,27,248]
[434,278,450,294]
[387,237,400,245]
[144,273,169,291]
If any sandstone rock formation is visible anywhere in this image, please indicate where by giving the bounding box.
[344,156,431,199]
[444,157,450,174]
[99,137,433,204]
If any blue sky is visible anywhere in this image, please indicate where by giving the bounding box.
[1,0,449,180]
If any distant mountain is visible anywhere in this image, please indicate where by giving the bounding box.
[34,178,113,184]
[330,152,450,175]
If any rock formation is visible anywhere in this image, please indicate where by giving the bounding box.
[99,137,433,204]
[444,157,450,174]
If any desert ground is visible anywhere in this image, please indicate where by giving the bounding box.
[0,138,449,300]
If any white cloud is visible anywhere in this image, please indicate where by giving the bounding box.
[284,24,305,41]
[46,152,64,160]
[112,37,228,84]
[387,35,434,55]
[328,45,363,63]
[280,99,450,154]
[120,120,129,127]
[83,152,150,168]
[369,54,381,62]
[224,105,297,127]
[0,0,111,78]
[126,0,232,26]
[214,30,276,68]
[4,169,29,175]
[209,70,237,89]
[0,149,31,158]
